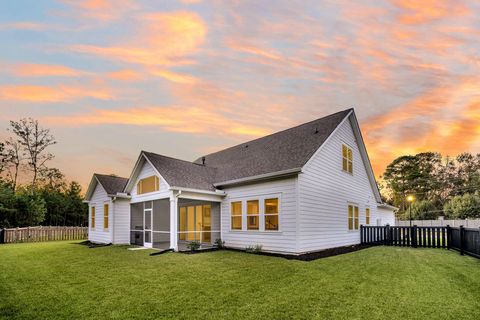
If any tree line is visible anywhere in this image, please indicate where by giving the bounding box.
[381,152,480,220]
[0,119,87,228]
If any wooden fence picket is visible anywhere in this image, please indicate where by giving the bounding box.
[1,226,88,244]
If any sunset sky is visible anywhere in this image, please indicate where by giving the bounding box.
[1,0,479,190]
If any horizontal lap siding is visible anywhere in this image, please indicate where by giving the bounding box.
[377,207,395,226]
[299,117,381,252]
[88,184,112,244]
[113,199,130,244]
[131,160,170,203]
[221,177,298,253]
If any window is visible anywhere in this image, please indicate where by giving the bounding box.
[247,200,259,230]
[265,198,279,231]
[366,208,370,225]
[348,205,359,230]
[104,204,109,229]
[91,207,95,229]
[342,144,353,174]
[137,176,159,194]
[231,201,242,230]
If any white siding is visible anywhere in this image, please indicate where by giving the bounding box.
[377,207,395,226]
[131,160,170,203]
[113,198,130,244]
[220,177,298,253]
[298,116,380,252]
[88,183,112,244]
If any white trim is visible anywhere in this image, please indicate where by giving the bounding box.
[214,168,301,187]
[303,109,353,170]
[228,193,282,232]
[124,152,170,193]
[169,186,226,196]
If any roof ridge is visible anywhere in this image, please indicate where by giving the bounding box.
[196,108,353,161]
[143,151,215,168]
[94,173,128,180]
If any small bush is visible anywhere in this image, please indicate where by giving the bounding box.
[246,244,263,253]
[187,240,200,251]
[214,238,225,248]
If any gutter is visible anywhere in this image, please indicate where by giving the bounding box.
[377,202,399,211]
[214,167,302,188]
[169,186,226,196]
[109,192,131,200]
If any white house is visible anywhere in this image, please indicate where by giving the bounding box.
[84,109,396,254]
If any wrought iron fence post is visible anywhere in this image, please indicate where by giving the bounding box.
[360,225,364,244]
[459,225,465,256]
[446,225,451,250]
[412,225,417,248]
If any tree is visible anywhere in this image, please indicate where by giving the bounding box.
[0,180,16,228]
[3,138,23,191]
[382,152,442,214]
[409,200,438,220]
[13,187,47,227]
[444,193,480,219]
[9,118,56,187]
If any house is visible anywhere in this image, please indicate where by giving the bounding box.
[84,109,396,254]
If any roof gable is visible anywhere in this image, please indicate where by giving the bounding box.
[195,109,352,184]
[84,174,128,201]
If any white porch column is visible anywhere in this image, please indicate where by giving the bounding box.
[169,191,178,251]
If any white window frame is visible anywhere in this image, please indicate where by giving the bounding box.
[230,201,243,231]
[103,202,109,231]
[229,193,282,232]
[264,198,279,231]
[90,205,96,230]
[342,143,353,174]
[348,203,359,231]
[365,207,370,226]
[246,200,260,231]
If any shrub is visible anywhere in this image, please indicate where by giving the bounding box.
[409,200,438,220]
[444,194,480,219]
[214,238,225,249]
[246,244,263,253]
[186,240,200,251]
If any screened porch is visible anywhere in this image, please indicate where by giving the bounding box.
[130,198,220,251]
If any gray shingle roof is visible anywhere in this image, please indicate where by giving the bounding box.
[143,109,351,191]
[95,174,129,195]
[143,152,218,191]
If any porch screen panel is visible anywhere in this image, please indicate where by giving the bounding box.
[152,199,170,248]
[187,206,195,241]
[130,203,144,245]
[203,205,211,243]
[179,207,187,240]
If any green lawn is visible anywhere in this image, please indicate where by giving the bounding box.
[1,242,479,319]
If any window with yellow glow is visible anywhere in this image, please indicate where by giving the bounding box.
[137,176,159,194]
[348,205,359,230]
[265,198,279,231]
[366,208,370,225]
[91,207,95,229]
[231,201,242,230]
[104,203,109,229]
[342,144,353,174]
[247,200,259,230]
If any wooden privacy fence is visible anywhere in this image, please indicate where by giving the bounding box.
[361,225,480,259]
[1,226,88,244]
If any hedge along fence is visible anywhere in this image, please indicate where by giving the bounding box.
[0,226,88,244]
[361,225,480,259]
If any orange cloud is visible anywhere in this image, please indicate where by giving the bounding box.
[151,70,198,84]
[43,105,271,138]
[393,0,470,24]
[107,69,143,82]
[70,11,207,67]
[0,84,114,102]
[363,77,480,176]
[60,0,138,22]
[11,63,83,77]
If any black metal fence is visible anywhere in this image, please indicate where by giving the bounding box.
[360,225,480,259]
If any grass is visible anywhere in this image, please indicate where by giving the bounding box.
[1,242,479,320]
